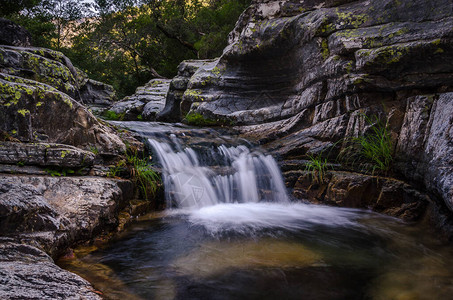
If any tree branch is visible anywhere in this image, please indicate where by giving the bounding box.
[156,23,198,55]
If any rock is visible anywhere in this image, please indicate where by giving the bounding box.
[0,73,125,155]
[157,59,215,122]
[172,0,453,215]
[108,79,171,121]
[0,18,32,47]
[0,142,95,168]
[0,175,133,256]
[0,45,79,98]
[0,241,102,300]
[79,78,117,107]
[289,170,428,222]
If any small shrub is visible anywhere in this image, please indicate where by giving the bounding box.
[305,153,329,183]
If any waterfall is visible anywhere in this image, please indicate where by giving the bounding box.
[147,136,289,209]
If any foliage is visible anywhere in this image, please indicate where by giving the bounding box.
[184,111,217,126]
[44,166,83,176]
[126,151,160,200]
[89,146,99,155]
[0,0,42,16]
[107,159,126,178]
[305,153,329,183]
[101,110,124,121]
[339,114,394,174]
[2,0,94,49]
[1,0,250,99]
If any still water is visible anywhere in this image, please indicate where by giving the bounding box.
[59,202,453,300]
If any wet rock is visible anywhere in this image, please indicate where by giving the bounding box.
[0,18,31,47]
[289,170,428,222]
[0,241,102,300]
[108,79,171,121]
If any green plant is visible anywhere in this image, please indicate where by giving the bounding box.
[89,146,99,155]
[126,152,160,200]
[107,159,126,178]
[44,167,78,177]
[102,110,124,121]
[339,114,393,174]
[305,153,329,183]
[184,112,218,126]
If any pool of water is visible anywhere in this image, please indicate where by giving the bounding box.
[59,202,453,300]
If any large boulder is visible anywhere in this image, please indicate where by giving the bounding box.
[76,68,117,108]
[0,18,31,47]
[176,0,453,213]
[0,73,125,155]
[0,43,118,109]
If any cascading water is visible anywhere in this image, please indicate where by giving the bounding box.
[147,136,289,209]
[62,122,453,300]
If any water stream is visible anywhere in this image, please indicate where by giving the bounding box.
[59,122,453,300]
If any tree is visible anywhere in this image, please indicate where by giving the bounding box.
[0,0,42,16]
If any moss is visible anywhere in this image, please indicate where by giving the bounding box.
[344,61,354,73]
[431,39,441,46]
[212,65,225,76]
[61,150,70,158]
[185,89,205,102]
[17,109,30,116]
[320,39,330,60]
[336,12,369,28]
[184,112,218,126]
[435,48,444,54]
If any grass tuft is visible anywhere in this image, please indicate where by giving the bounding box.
[339,114,393,174]
[305,153,329,183]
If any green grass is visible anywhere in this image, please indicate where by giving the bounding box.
[305,153,329,183]
[126,152,160,200]
[339,114,393,174]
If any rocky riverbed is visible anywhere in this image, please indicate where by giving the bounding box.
[1,0,453,298]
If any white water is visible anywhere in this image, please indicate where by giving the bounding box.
[148,134,371,236]
[148,136,289,209]
[183,202,365,234]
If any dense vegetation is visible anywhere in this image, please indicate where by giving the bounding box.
[2,0,250,98]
